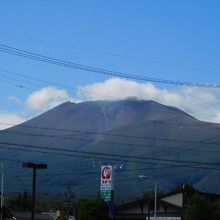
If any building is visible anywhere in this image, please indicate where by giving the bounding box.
[115,192,182,220]
[115,190,220,220]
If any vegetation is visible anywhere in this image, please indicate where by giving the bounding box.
[142,189,165,198]
[170,183,220,220]
[75,197,109,220]
[171,183,198,195]
[5,184,220,220]
[7,192,65,212]
[7,192,31,211]
[184,193,220,220]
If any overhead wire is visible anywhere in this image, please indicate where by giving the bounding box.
[0,32,214,74]
[0,44,219,172]
[0,141,219,170]
[0,66,220,122]
[1,111,220,160]
[0,67,117,100]
[1,129,220,155]
[0,41,216,192]
[1,118,220,141]
[0,43,220,88]
[0,66,219,123]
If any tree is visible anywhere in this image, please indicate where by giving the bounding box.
[184,193,219,220]
[171,182,197,196]
[142,189,165,198]
[75,197,109,220]
[7,191,30,211]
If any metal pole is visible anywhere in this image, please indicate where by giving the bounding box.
[22,163,47,220]
[67,182,70,219]
[32,167,36,220]
[147,198,150,220]
[0,163,3,220]
[154,180,157,220]
[1,163,3,208]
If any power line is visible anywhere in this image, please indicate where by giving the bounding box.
[1,67,220,120]
[0,67,219,121]
[15,165,194,179]
[0,67,116,100]
[1,129,220,155]
[0,119,219,142]
[0,32,214,74]
[1,115,220,161]
[1,119,220,149]
[0,68,72,90]
[0,76,27,89]
[0,141,219,170]
[0,43,219,88]
[0,107,220,131]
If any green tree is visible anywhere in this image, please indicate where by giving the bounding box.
[143,189,164,198]
[184,193,219,220]
[76,197,109,220]
[7,191,31,211]
[171,183,197,195]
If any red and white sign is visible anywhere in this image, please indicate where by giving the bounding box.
[102,166,112,179]
[100,165,114,190]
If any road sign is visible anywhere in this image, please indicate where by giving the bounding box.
[100,190,114,202]
[100,165,114,190]
[100,165,114,202]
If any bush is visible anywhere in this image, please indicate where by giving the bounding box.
[184,193,219,220]
[75,197,109,220]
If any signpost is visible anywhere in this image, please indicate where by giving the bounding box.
[100,165,114,202]
[100,165,114,218]
[22,162,47,220]
[147,217,181,220]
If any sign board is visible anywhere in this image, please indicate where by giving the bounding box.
[100,165,114,189]
[100,165,114,202]
[100,190,114,202]
[146,217,181,220]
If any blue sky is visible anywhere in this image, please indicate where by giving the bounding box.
[0,0,220,128]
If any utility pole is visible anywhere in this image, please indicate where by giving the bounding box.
[66,182,70,219]
[65,181,74,219]
[154,180,157,220]
[0,163,4,220]
[22,162,47,220]
[1,163,3,208]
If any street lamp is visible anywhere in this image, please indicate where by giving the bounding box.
[138,175,157,220]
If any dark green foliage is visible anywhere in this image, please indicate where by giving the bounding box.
[57,212,67,220]
[7,191,31,211]
[76,197,109,220]
[171,183,197,194]
[7,192,65,212]
[143,189,165,198]
[184,193,219,220]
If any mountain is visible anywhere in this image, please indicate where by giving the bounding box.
[0,99,220,198]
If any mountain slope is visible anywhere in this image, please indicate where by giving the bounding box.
[0,99,219,197]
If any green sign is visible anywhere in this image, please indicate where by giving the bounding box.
[100,190,114,202]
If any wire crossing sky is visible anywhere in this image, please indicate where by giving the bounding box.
[0,43,220,88]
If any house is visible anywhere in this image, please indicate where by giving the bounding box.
[115,190,220,220]
[115,193,182,220]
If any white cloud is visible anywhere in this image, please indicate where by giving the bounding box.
[25,86,77,113]
[78,78,182,105]
[0,111,26,130]
[1,79,220,129]
[7,96,22,105]
[0,86,79,129]
[77,78,220,123]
